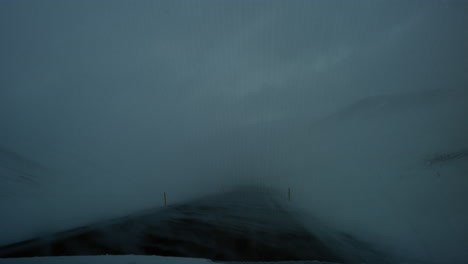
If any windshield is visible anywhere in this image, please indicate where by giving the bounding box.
[0,1,467,264]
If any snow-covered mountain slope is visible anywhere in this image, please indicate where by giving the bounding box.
[265,88,468,264]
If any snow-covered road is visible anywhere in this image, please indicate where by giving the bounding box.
[0,186,344,262]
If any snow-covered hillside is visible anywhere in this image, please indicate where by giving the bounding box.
[264,88,468,264]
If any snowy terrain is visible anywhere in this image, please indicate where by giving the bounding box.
[1,89,467,264]
[269,89,468,264]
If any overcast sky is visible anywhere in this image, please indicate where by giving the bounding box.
[1,1,466,166]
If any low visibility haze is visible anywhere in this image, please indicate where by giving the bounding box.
[1,1,467,263]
